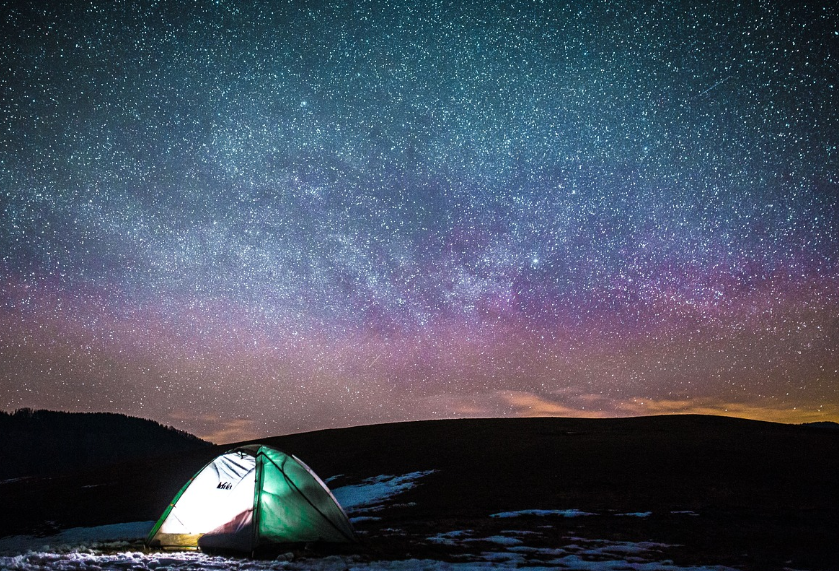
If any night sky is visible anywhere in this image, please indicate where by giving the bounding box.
[2,0,837,443]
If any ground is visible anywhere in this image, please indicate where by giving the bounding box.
[1,416,837,570]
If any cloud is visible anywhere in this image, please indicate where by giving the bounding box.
[418,390,839,426]
[414,390,610,420]
[166,413,262,444]
[500,391,609,418]
[199,418,263,444]
[616,397,839,424]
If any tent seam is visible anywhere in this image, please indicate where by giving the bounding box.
[258,451,356,543]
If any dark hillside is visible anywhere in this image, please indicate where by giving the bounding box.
[0,409,210,480]
[260,415,839,518]
[1,415,837,569]
[255,415,839,570]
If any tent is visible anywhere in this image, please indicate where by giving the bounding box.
[146,444,356,552]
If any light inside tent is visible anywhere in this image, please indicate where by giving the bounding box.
[158,452,256,537]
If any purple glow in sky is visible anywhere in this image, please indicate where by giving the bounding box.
[1,0,837,442]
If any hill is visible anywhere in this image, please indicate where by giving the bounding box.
[0,409,210,480]
[1,415,837,570]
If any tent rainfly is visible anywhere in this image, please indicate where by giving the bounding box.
[146,444,356,552]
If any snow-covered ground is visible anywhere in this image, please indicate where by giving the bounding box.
[0,521,154,555]
[491,509,596,518]
[0,540,741,571]
[0,471,436,560]
[332,470,436,515]
[491,509,698,519]
[0,471,737,571]
[423,530,737,570]
[0,550,743,571]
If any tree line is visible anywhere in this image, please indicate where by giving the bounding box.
[0,408,210,480]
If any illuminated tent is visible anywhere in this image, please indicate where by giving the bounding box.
[146,444,355,552]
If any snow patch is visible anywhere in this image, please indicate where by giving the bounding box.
[0,538,741,571]
[331,470,436,514]
[491,509,597,518]
[0,521,153,555]
[349,516,382,524]
[476,550,526,564]
[0,476,37,486]
[467,535,523,546]
[427,530,473,545]
[670,511,699,516]
[619,511,653,518]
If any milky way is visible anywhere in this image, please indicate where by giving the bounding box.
[2,1,838,442]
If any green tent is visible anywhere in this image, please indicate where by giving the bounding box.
[146,444,356,552]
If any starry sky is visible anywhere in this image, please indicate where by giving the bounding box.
[1,0,838,443]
